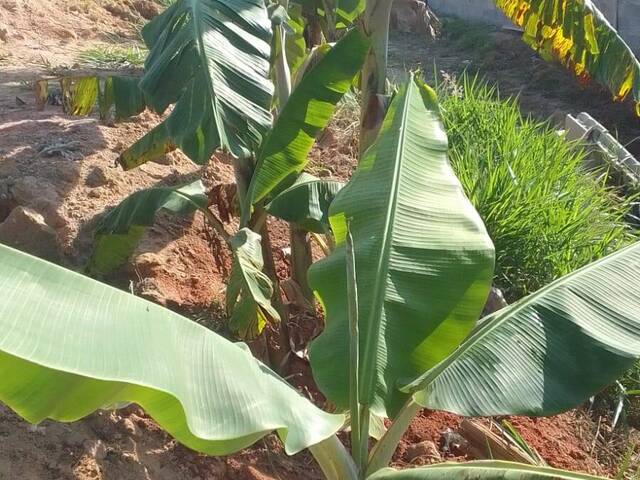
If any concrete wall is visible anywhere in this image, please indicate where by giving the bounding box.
[429,0,640,54]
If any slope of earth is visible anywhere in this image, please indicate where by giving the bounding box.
[0,2,635,479]
[387,24,640,157]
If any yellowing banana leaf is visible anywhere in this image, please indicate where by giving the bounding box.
[0,244,343,455]
[403,240,640,417]
[61,76,99,116]
[495,0,640,115]
[55,75,147,119]
[309,75,495,418]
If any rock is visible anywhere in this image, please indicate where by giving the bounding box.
[62,428,86,448]
[88,188,102,199]
[439,429,469,456]
[11,176,65,228]
[104,2,137,21]
[0,28,8,42]
[119,417,139,437]
[12,176,59,207]
[0,158,19,178]
[132,0,160,19]
[0,207,59,261]
[391,0,441,36]
[85,167,110,188]
[405,440,441,462]
[482,286,508,316]
[82,439,107,461]
[0,177,15,220]
[54,26,77,40]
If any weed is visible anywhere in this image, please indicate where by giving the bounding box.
[77,44,147,70]
[619,363,640,428]
[439,74,636,302]
[443,18,494,60]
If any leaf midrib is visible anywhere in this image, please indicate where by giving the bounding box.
[410,240,640,392]
[359,84,413,406]
[190,0,228,149]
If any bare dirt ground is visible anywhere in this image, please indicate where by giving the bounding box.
[0,1,638,479]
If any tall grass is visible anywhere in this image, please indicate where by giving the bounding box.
[77,44,147,70]
[439,75,636,301]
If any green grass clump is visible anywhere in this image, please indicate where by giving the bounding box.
[443,18,495,60]
[77,44,147,70]
[619,363,640,429]
[439,75,636,301]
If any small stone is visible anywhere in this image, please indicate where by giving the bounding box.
[0,28,8,42]
[55,27,77,40]
[132,0,160,19]
[483,286,508,316]
[62,429,86,448]
[104,2,137,22]
[405,440,441,462]
[120,417,139,437]
[0,178,15,220]
[439,429,469,456]
[82,440,107,461]
[121,451,137,463]
[0,159,19,178]
[85,167,110,188]
[11,176,65,228]
[12,176,59,207]
[0,207,59,261]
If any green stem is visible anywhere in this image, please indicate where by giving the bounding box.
[358,407,370,477]
[235,157,254,228]
[366,397,421,475]
[359,0,393,154]
[320,0,337,41]
[290,225,315,306]
[259,216,291,373]
[309,436,359,480]
[346,227,363,472]
[273,22,292,113]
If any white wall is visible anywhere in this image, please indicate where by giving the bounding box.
[429,0,640,54]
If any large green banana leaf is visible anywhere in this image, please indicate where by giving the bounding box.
[495,0,640,115]
[368,461,606,479]
[226,228,280,339]
[87,181,207,275]
[403,240,640,417]
[133,0,274,162]
[266,173,344,233]
[111,76,147,120]
[247,28,369,205]
[309,76,495,418]
[0,244,343,455]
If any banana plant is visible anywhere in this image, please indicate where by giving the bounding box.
[72,0,637,339]
[3,74,640,480]
[87,1,369,344]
